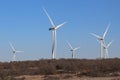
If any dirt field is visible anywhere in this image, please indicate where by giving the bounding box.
[64,77,120,80]
[16,75,120,80]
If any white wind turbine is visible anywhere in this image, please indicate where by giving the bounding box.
[9,42,24,61]
[67,41,80,59]
[102,41,113,58]
[43,8,66,59]
[91,23,110,59]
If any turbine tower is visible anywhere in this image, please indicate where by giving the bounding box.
[67,41,80,59]
[91,23,110,59]
[102,41,113,58]
[43,8,66,59]
[9,42,24,61]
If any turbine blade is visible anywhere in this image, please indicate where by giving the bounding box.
[103,23,110,39]
[107,40,113,48]
[74,47,80,51]
[66,41,73,49]
[9,42,15,51]
[91,33,101,39]
[16,51,24,53]
[96,39,101,44]
[43,8,55,27]
[55,22,66,30]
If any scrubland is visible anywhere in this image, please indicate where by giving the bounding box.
[0,58,120,80]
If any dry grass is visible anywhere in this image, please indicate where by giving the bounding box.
[15,74,120,80]
[16,75,44,80]
[1,59,120,80]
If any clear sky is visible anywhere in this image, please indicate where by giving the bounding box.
[0,0,120,61]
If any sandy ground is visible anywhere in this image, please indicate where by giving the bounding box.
[16,75,44,80]
[64,77,120,80]
[16,75,120,80]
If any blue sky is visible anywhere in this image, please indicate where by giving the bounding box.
[0,0,120,61]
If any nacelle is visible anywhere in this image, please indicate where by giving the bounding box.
[49,27,55,30]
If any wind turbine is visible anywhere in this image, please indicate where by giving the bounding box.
[91,23,110,59]
[9,42,24,61]
[43,8,66,59]
[102,41,113,58]
[67,41,80,59]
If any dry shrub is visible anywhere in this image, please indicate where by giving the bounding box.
[62,74,73,79]
[44,76,60,80]
[0,58,120,77]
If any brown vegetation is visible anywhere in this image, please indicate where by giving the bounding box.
[0,58,120,80]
